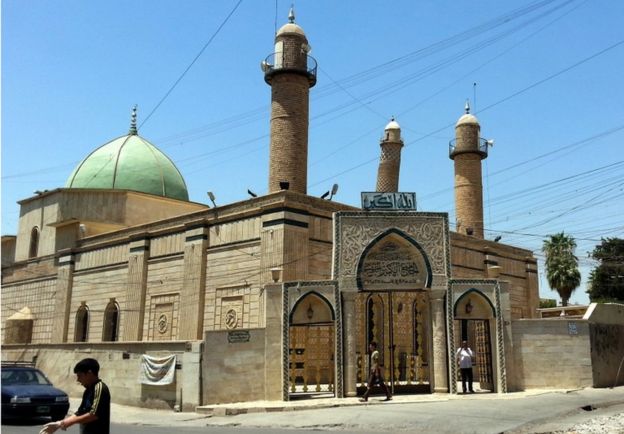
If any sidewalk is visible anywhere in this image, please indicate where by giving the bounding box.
[195,388,555,416]
[71,386,624,427]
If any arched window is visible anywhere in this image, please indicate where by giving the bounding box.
[29,227,40,258]
[102,299,119,342]
[74,303,89,342]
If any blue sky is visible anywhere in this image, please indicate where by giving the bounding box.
[2,0,623,305]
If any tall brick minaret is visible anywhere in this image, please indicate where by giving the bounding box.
[263,8,316,194]
[375,118,404,192]
[449,102,489,238]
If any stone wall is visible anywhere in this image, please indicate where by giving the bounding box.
[506,303,624,391]
[1,341,202,411]
[450,232,539,319]
[590,323,624,387]
[203,329,267,404]
[1,277,57,343]
[202,284,284,405]
[510,319,593,390]
[585,303,624,388]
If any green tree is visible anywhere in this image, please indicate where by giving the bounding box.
[542,232,581,306]
[539,298,557,308]
[587,237,624,303]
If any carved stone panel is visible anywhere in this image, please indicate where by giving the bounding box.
[220,296,244,330]
[148,294,179,341]
[358,235,429,291]
[334,212,449,283]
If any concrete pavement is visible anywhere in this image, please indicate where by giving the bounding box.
[67,386,624,432]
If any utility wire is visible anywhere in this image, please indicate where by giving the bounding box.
[139,0,244,130]
[308,39,624,189]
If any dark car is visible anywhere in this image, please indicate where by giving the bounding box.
[1,365,70,421]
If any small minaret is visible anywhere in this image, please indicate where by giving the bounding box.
[262,8,316,194]
[376,118,404,192]
[449,102,488,238]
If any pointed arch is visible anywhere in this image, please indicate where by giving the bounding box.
[289,291,335,325]
[102,299,120,341]
[29,226,40,259]
[454,288,496,318]
[356,228,432,291]
[365,293,385,355]
[74,303,89,342]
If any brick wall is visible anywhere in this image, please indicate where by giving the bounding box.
[268,74,310,194]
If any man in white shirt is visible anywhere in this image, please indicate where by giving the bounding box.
[456,340,475,394]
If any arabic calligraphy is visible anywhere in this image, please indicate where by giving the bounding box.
[361,192,417,210]
[359,240,426,290]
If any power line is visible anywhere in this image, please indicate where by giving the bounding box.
[309,39,624,189]
[139,0,244,130]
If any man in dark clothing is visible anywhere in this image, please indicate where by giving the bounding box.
[60,358,111,434]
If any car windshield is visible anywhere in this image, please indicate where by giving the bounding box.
[1,368,52,385]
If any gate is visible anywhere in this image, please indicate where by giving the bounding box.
[355,291,430,394]
[288,292,336,397]
[474,320,493,391]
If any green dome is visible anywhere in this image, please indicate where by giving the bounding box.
[66,134,189,201]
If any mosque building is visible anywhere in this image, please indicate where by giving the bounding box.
[2,10,621,409]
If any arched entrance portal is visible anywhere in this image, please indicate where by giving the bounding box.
[355,291,430,394]
[453,289,496,392]
[355,229,433,395]
[288,292,335,397]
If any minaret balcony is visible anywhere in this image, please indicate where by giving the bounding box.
[449,138,489,159]
[262,52,317,86]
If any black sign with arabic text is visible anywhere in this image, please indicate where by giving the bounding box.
[227,330,250,343]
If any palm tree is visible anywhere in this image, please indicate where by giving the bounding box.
[542,232,581,306]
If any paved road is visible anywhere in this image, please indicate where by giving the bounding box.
[196,388,624,433]
[3,387,624,434]
[1,423,363,434]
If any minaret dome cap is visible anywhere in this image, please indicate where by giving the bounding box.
[456,100,480,127]
[385,118,401,131]
[276,22,306,37]
[276,7,306,37]
[456,113,480,127]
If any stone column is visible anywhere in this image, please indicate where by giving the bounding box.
[264,283,285,400]
[123,235,149,341]
[525,258,539,318]
[430,289,449,393]
[51,251,74,343]
[341,291,358,397]
[179,222,209,340]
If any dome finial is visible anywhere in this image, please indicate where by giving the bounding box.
[464,99,471,114]
[288,5,295,23]
[129,105,138,135]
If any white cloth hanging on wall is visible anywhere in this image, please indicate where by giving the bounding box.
[138,354,177,385]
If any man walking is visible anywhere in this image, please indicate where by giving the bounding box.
[360,341,392,402]
[65,358,111,432]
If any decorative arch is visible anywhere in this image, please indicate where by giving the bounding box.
[453,288,496,318]
[102,299,120,342]
[74,302,89,342]
[289,291,335,325]
[365,293,385,357]
[29,226,40,259]
[356,228,432,291]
